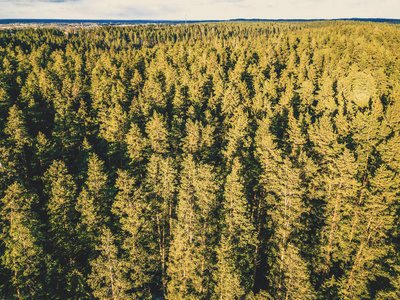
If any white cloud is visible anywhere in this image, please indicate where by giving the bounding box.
[0,0,399,20]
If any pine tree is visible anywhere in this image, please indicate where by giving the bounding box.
[140,70,167,116]
[76,153,111,260]
[338,166,398,299]
[99,101,129,159]
[112,170,152,299]
[333,100,391,298]
[125,122,147,165]
[4,105,31,152]
[214,158,257,299]
[255,116,314,299]
[167,155,218,300]
[0,182,45,299]
[34,131,54,183]
[144,154,177,295]
[214,235,244,300]
[4,105,31,178]
[221,84,241,117]
[308,113,359,276]
[222,108,251,162]
[52,93,81,156]
[315,74,336,113]
[181,119,215,162]
[88,227,133,300]
[145,112,169,155]
[0,79,9,128]
[44,160,87,298]
[0,144,22,198]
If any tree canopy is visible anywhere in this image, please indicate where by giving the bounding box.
[1,21,400,299]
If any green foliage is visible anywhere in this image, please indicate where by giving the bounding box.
[167,155,218,299]
[4,105,31,151]
[125,122,147,164]
[88,227,133,300]
[0,182,45,299]
[112,170,152,299]
[214,158,257,299]
[44,160,88,298]
[145,112,169,154]
[76,153,110,246]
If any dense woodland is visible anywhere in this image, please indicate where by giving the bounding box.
[1,21,400,299]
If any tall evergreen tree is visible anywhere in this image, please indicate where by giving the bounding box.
[76,153,110,246]
[144,154,177,295]
[255,116,314,300]
[52,94,81,156]
[0,182,45,299]
[112,170,152,299]
[145,112,169,155]
[4,105,31,178]
[88,227,133,300]
[167,155,218,300]
[214,158,257,299]
[44,160,87,298]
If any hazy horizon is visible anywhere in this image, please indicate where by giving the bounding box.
[0,0,399,21]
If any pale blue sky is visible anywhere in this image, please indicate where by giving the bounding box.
[0,0,399,20]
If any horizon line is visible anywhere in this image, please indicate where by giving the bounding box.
[1,17,399,23]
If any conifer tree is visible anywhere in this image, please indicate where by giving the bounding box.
[0,182,45,299]
[222,108,251,162]
[0,80,9,128]
[181,119,214,162]
[332,100,391,298]
[144,154,177,294]
[214,235,244,300]
[308,113,359,276]
[167,155,218,300]
[140,70,167,115]
[99,101,129,158]
[34,131,54,178]
[88,227,133,300]
[44,160,87,298]
[125,122,148,165]
[214,158,257,299]
[255,117,314,300]
[4,105,31,178]
[315,74,336,113]
[112,169,152,299]
[76,153,110,252]
[5,105,30,152]
[145,112,169,155]
[52,94,81,156]
[338,166,398,299]
[0,144,22,198]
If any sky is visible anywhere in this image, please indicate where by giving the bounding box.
[0,0,399,21]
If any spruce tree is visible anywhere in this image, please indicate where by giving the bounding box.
[112,170,152,299]
[0,182,45,299]
[76,153,110,246]
[125,122,148,165]
[145,112,169,155]
[88,227,133,300]
[167,155,218,300]
[4,105,30,152]
[4,105,31,178]
[44,160,87,298]
[52,94,81,156]
[214,158,257,299]
[255,116,314,300]
[144,154,177,295]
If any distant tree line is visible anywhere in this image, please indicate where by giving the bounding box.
[1,21,400,299]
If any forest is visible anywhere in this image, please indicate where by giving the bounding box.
[1,21,400,299]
